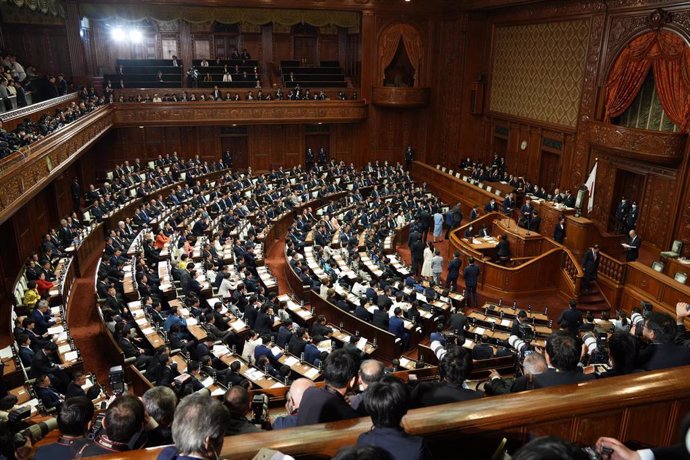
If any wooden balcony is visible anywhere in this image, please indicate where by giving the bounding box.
[112,100,369,126]
[581,120,687,166]
[372,86,431,108]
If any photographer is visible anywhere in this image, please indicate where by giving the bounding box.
[411,346,480,408]
[635,305,690,371]
[34,396,93,460]
[534,331,594,389]
[223,386,263,435]
[596,332,638,378]
[74,394,147,457]
[486,352,547,395]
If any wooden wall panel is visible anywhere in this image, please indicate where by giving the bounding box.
[273,34,292,63]
[2,24,71,77]
[319,35,339,61]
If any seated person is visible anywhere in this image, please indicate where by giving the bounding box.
[356,376,432,460]
[411,346,481,407]
[33,396,95,460]
[272,378,315,430]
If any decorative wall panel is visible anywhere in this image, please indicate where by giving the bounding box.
[489,19,591,127]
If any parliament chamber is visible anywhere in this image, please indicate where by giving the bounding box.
[1,0,690,459]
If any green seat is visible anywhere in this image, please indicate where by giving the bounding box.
[660,240,682,259]
[674,272,687,285]
[651,261,664,272]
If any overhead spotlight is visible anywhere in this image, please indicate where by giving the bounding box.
[111,27,126,42]
[130,29,143,44]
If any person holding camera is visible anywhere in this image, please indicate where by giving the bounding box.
[33,396,93,460]
[486,352,547,395]
[534,331,594,389]
[223,386,263,436]
[634,304,690,371]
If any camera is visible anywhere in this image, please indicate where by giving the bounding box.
[13,418,58,448]
[583,332,609,365]
[251,394,269,424]
[508,333,533,357]
[108,365,126,395]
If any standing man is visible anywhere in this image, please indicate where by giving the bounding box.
[223,149,233,168]
[446,251,462,292]
[431,249,443,284]
[615,197,629,233]
[463,257,480,307]
[623,229,641,261]
[411,237,425,276]
[553,215,566,244]
[626,202,639,232]
[305,147,314,170]
[581,244,600,293]
[71,177,81,212]
[405,145,414,170]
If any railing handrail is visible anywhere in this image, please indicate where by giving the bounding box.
[96,365,690,460]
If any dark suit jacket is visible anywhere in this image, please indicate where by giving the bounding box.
[496,240,510,258]
[287,335,307,356]
[582,250,599,280]
[253,313,274,334]
[372,309,389,330]
[30,350,57,379]
[36,385,62,410]
[411,381,481,408]
[388,316,406,339]
[19,346,34,366]
[296,387,358,426]
[533,368,595,389]
[626,235,641,261]
[357,427,432,460]
[447,258,462,279]
[553,223,566,244]
[463,264,480,287]
[641,343,690,371]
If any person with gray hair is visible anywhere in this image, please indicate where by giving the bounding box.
[157,393,229,460]
[350,359,385,414]
[143,386,178,447]
[486,352,548,395]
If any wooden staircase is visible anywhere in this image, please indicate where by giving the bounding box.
[578,281,610,313]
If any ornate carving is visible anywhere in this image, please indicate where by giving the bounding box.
[371,87,430,108]
[646,8,674,30]
[581,121,686,165]
[0,107,114,225]
[113,101,369,126]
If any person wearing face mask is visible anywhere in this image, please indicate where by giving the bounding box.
[157,393,229,460]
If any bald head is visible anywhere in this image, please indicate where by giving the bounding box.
[288,378,315,411]
[522,352,547,376]
[359,359,385,389]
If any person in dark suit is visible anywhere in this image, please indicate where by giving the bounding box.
[638,310,690,371]
[297,349,359,426]
[410,239,425,276]
[356,376,432,460]
[34,374,64,412]
[463,257,480,307]
[388,308,409,351]
[496,234,510,264]
[534,331,595,389]
[287,327,309,356]
[624,229,641,261]
[553,216,566,244]
[65,371,100,400]
[485,198,499,213]
[404,146,414,170]
[253,305,275,335]
[372,306,389,330]
[17,334,34,367]
[445,251,462,292]
[276,321,294,348]
[411,346,480,408]
[558,300,583,334]
[447,308,468,334]
[486,351,547,395]
[581,245,600,292]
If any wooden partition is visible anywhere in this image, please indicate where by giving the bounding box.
[309,291,398,361]
[99,365,690,460]
[620,261,690,317]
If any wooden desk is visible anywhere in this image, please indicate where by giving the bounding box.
[664,257,690,279]
[493,218,544,258]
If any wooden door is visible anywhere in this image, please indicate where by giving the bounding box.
[221,136,248,170]
[538,151,561,192]
[305,134,330,165]
[294,36,318,64]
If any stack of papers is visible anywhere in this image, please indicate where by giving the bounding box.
[304,368,319,379]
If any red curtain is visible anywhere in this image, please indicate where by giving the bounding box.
[605,30,690,131]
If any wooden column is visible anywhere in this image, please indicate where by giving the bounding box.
[64,0,87,84]
[261,24,273,84]
[178,20,193,88]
